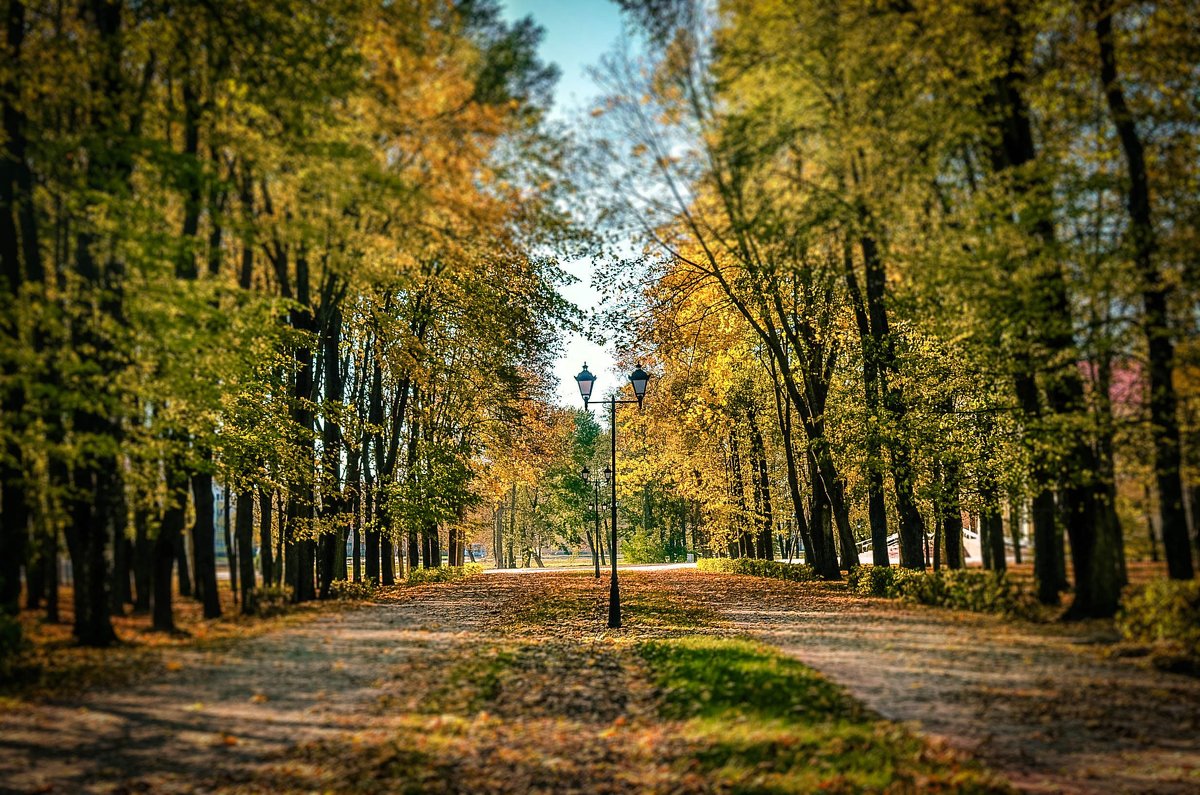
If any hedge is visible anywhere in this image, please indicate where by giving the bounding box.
[848,565,1037,618]
[405,562,485,586]
[329,579,377,600]
[1116,579,1200,674]
[696,557,820,583]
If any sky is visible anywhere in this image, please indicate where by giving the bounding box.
[499,0,628,407]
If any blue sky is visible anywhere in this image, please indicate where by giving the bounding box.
[500,0,627,407]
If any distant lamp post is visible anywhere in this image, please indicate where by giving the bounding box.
[574,363,652,629]
[581,466,605,580]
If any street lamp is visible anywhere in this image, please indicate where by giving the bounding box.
[574,363,652,629]
[581,466,606,580]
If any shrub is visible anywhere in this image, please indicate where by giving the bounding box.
[848,565,899,597]
[1117,579,1200,673]
[247,584,294,617]
[406,562,484,586]
[329,579,376,600]
[620,529,669,564]
[0,612,21,677]
[696,557,819,583]
[853,567,1036,617]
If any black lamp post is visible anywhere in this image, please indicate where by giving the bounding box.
[580,466,607,579]
[574,363,651,629]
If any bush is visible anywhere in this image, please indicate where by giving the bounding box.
[329,579,377,600]
[1117,579,1200,673]
[405,562,484,586]
[247,584,294,617]
[0,612,21,677]
[848,565,894,597]
[696,557,820,583]
[849,566,1036,618]
[620,529,669,564]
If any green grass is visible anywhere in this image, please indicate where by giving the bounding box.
[638,636,1010,793]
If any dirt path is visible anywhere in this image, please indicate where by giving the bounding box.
[0,577,525,795]
[4,569,1198,794]
[683,572,1200,794]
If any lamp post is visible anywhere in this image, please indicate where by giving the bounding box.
[575,363,651,629]
[580,466,608,579]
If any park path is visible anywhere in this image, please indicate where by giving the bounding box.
[0,577,527,795]
[3,569,1199,794]
[685,572,1200,795]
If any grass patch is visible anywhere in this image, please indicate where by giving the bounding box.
[639,636,1010,793]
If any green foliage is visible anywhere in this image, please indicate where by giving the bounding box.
[849,566,1037,618]
[696,557,819,582]
[328,579,377,601]
[620,528,669,564]
[846,565,926,598]
[405,563,485,586]
[1117,580,1200,673]
[247,585,294,618]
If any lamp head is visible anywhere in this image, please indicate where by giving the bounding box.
[575,363,596,407]
[629,364,650,407]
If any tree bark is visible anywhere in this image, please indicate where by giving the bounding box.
[941,458,964,569]
[153,463,188,633]
[746,406,775,561]
[258,488,274,586]
[236,489,256,613]
[318,288,345,599]
[1094,6,1192,579]
[192,471,221,618]
[224,484,238,604]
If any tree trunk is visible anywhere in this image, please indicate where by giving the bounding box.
[224,484,238,604]
[1095,6,1192,579]
[381,536,396,585]
[236,489,256,613]
[1008,497,1023,565]
[133,507,151,612]
[258,488,274,586]
[365,490,380,584]
[983,9,1119,616]
[109,493,132,614]
[770,373,816,568]
[318,291,345,599]
[746,407,775,561]
[192,471,220,618]
[941,459,964,569]
[0,0,36,628]
[153,464,188,633]
[175,527,192,598]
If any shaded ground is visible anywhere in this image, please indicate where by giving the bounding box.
[1,568,1196,793]
[0,582,499,794]
[691,572,1200,794]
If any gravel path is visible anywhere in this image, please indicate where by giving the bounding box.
[0,578,518,795]
[688,573,1200,794]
